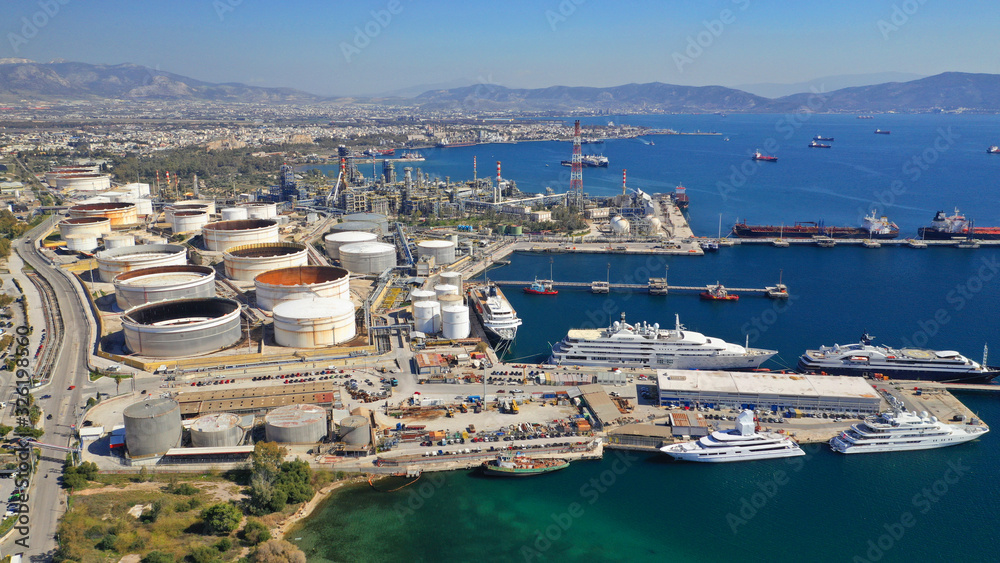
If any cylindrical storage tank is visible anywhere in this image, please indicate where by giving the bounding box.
[434,284,459,298]
[254,266,350,311]
[439,271,463,289]
[121,297,242,357]
[242,202,278,220]
[343,213,388,234]
[134,198,153,217]
[272,297,356,348]
[113,265,216,310]
[418,240,456,265]
[103,233,135,249]
[413,300,441,334]
[339,415,371,446]
[171,210,210,233]
[69,202,138,228]
[509,225,523,236]
[64,234,98,252]
[306,212,319,223]
[264,404,327,444]
[329,221,382,236]
[409,289,437,304]
[202,219,279,252]
[54,173,111,191]
[165,203,210,222]
[442,304,471,339]
[190,412,243,448]
[437,294,463,308]
[223,242,308,281]
[105,190,135,203]
[339,242,397,275]
[123,398,182,458]
[324,231,377,260]
[186,199,216,215]
[449,234,459,246]
[221,207,248,221]
[96,244,187,282]
[59,217,111,238]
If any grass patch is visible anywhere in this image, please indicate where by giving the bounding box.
[0,515,15,537]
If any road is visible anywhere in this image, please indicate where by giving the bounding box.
[3,215,93,561]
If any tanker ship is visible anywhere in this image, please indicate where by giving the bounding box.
[917,209,1000,240]
[732,211,899,239]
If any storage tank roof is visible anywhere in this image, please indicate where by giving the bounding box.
[339,242,395,254]
[418,240,455,248]
[124,398,178,418]
[273,297,354,319]
[324,231,377,242]
[442,304,468,313]
[265,404,327,427]
[191,413,241,432]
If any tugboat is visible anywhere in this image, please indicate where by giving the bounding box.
[988,146,1000,154]
[808,141,832,148]
[524,279,557,295]
[700,282,738,301]
[482,452,570,477]
[751,150,778,162]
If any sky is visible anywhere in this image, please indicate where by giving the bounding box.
[4,0,1000,97]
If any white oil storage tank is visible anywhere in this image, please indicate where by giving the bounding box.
[254,266,350,311]
[134,198,153,217]
[123,398,182,458]
[121,297,242,357]
[223,242,308,281]
[241,202,278,220]
[413,300,441,334]
[202,219,279,252]
[339,415,371,446]
[272,297,356,348]
[186,199,216,215]
[409,289,437,304]
[64,234,99,253]
[165,203,209,222]
[437,294,463,309]
[338,241,396,275]
[323,231,377,260]
[328,221,382,236]
[190,413,243,448]
[171,210,210,233]
[96,244,187,282]
[417,240,456,265]
[342,213,388,234]
[59,217,111,238]
[439,271,463,289]
[434,284,459,298]
[442,304,471,339]
[264,404,327,444]
[221,207,248,221]
[103,233,135,249]
[69,202,138,227]
[113,265,216,310]
[610,215,630,235]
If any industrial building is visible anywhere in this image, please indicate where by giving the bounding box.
[655,370,882,414]
[173,381,342,416]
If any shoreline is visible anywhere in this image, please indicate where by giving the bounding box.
[276,476,366,540]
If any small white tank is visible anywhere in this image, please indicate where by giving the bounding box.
[439,271,463,289]
[65,234,99,252]
[409,289,437,304]
[221,207,249,221]
[413,300,441,334]
[441,304,471,339]
[434,284,459,298]
[103,233,135,249]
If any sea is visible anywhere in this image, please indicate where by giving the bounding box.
[294,114,1000,562]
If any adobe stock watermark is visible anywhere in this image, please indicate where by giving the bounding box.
[852,458,969,563]
[854,126,959,224]
[899,254,999,349]
[878,0,929,40]
[520,450,638,562]
[341,0,404,64]
[213,0,243,21]
[672,0,750,73]
[546,0,587,32]
[726,442,819,534]
[7,0,72,55]
[392,471,447,523]
[741,292,800,345]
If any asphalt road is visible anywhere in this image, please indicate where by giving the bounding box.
[3,215,93,561]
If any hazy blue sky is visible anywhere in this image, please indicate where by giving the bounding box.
[5,0,999,96]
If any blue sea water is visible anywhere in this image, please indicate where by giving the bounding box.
[295,115,1000,562]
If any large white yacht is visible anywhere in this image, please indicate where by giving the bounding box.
[548,313,776,370]
[468,283,522,349]
[661,410,805,462]
[829,409,989,454]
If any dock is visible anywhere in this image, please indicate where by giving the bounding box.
[490,279,788,297]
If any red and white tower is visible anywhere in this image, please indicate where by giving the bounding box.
[621,168,627,195]
[495,160,502,203]
[570,120,583,208]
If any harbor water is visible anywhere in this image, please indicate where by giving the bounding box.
[297,114,1000,561]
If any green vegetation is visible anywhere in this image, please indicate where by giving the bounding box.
[249,540,307,563]
[14,426,43,439]
[62,460,99,491]
[240,519,271,546]
[245,443,315,515]
[0,426,11,438]
[200,503,242,536]
[141,551,174,563]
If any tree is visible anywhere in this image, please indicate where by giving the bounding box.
[241,519,271,546]
[0,425,12,437]
[187,545,221,563]
[250,540,307,563]
[141,551,174,563]
[201,502,242,536]
[252,442,287,480]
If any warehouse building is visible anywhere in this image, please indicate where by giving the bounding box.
[656,370,882,415]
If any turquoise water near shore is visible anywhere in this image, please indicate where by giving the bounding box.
[296,114,1000,561]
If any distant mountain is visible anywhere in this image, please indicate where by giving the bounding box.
[0,60,323,103]
[413,82,770,112]
[770,72,1000,112]
[734,72,926,98]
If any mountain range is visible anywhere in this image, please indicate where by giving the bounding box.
[2,60,1000,113]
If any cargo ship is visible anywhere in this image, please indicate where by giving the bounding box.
[482,452,569,477]
[437,139,476,148]
[813,136,835,141]
[917,209,1000,240]
[732,211,899,239]
[560,155,609,167]
[751,150,777,162]
[673,184,689,211]
[364,148,395,156]
[874,129,891,135]
[808,141,831,148]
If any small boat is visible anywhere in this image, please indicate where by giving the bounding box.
[700,240,719,252]
[751,150,777,162]
[700,282,738,301]
[988,146,1000,154]
[481,452,569,477]
[808,141,831,148]
[524,279,557,295]
[813,136,834,141]
[874,129,891,135]
[816,238,836,248]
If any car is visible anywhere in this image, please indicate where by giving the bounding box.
[67,385,75,390]
[45,414,52,420]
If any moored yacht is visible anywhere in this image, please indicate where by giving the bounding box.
[829,409,989,454]
[468,283,522,349]
[548,313,776,370]
[661,410,805,462]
